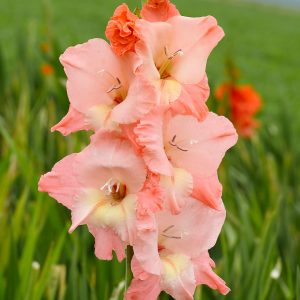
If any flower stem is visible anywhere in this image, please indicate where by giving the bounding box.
[125,245,134,294]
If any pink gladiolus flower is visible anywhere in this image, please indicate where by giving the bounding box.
[39,131,147,260]
[141,0,180,22]
[39,1,237,298]
[119,15,224,115]
[135,112,238,212]
[105,4,139,56]
[127,199,230,299]
[52,39,159,135]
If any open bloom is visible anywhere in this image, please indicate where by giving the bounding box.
[106,4,139,56]
[38,130,147,261]
[215,83,262,137]
[52,38,158,135]
[124,15,224,112]
[111,14,223,125]
[141,0,180,22]
[135,111,238,212]
[127,199,230,299]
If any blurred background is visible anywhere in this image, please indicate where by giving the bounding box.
[0,0,300,299]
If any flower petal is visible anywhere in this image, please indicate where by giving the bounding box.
[51,105,92,136]
[137,172,164,218]
[38,153,80,209]
[111,76,159,124]
[87,194,137,244]
[192,173,223,210]
[160,168,193,214]
[60,39,136,113]
[69,188,104,233]
[168,16,224,84]
[160,78,182,105]
[169,76,209,121]
[76,130,147,194]
[88,225,126,262]
[135,20,172,80]
[160,253,195,300]
[135,110,173,176]
[193,252,230,295]
[85,104,118,131]
[133,220,161,275]
[126,256,161,300]
[141,0,180,22]
[157,198,226,258]
[165,113,238,178]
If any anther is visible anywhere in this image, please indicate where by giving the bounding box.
[164,47,184,60]
[161,233,182,240]
[168,135,189,152]
[159,47,184,78]
[97,69,124,95]
[161,225,182,239]
[100,178,126,200]
[163,225,175,233]
[106,77,122,93]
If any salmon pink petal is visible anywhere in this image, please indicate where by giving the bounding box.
[157,199,226,258]
[141,0,180,22]
[111,76,159,124]
[192,174,223,210]
[160,168,193,214]
[38,153,80,209]
[69,188,104,233]
[119,123,142,153]
[134,110,172,176]
[160,78,182,105]
[134,176,163,275]
[126,257,161,300]
[170,76,209,121]
[168,16,224,84]
[160,253,195,300]
[51,106,92,136]
[76,131,146,194]
[137,172,164,218]
[87,194,138,244]
[85,104,118,131]
[193,252,230,295]
[60,39,135,113]
[135,20,172,80]
[165,113,238,178]
[88,225,126,262]
[133,221,161,275]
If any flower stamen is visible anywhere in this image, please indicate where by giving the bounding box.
[168,135,188,152]
[161,225,182,239]
[158,47,183,79]
[100,178,127,201]
[97,69,126,102]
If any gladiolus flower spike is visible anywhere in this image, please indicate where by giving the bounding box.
[38,1,238,299]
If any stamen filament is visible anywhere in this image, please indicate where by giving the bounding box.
[161,233,182,240]
[163,225,175,233]
[168,135,189,152]
[159,47,184,78]
[97,69,126,102]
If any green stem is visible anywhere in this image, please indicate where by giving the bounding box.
[125,246,134,293]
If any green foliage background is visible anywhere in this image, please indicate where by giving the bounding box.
[0,0,300,299]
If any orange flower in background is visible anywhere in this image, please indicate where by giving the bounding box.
[215,83,262,137]
[41,63,54,76]
[105,4,139,56]
[141,0,180,22]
